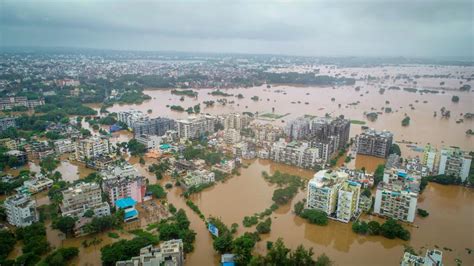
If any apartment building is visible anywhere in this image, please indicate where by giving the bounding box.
[285,117,311,140]
[336,181,361,223]
[357,129,393,158]
[4,194,39,227]
[117,110,148,128]
[61,182,110,218]
[4,150,28,165]
[310,116,350,150]
[401,249,443,266]
[306,170,348,215]
[20,174,54,194]
[422,144,438,173]
[374,169,419,223]
[438,147,472,182]
[233,141,257,159]
[54,139,76,154]
[135,134,163,150]
[223,129,241,144]
[221,113,251,130]
[176,115,217,139]
[116,239,184,266]
[0,117,16,131]
[75,136,111,161]
[270,139,321,169]
[181,170,215,190]
[101,164,146,206]
[24,141,54,160]
[0,96,45,110]
[0,138,18,150]
[132,117,175,136]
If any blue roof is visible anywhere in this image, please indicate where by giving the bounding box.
[124,209,138,219]
[160,144,171,150]
[222,263,235,266]
[115,197,137,209]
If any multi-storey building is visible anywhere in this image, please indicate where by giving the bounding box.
[336,181,361,223]
[75,136,111,161]
[101,164,146,206]
[306,170,348,215]
[61,182,110,218]
[116,239,184,266]
[0,97,45,110]
[270,139,321,168]
[117,110,149,128]
[132,117,175,136]
[223,129,241,144]
[176,115,217,139]
[438,147,472,182]
[135,134,163,150]
[4,150,28,165]
[4,194,39,227]
[310,116,350,150]
[374,169,419,223]
[357,129,393,158]
[0,117,16,131]
[54,139,76,154]
[221,113,251,130]
[24,141,54,160]
[422,144,438,173]
[181,170,215,190]
[285,117,311,140]
[251,123,283,142]
[401,249,443,266]
[0,138,18,150]
[20,174,54,194]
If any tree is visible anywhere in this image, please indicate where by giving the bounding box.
[401,116,410,127]
[256,218,272,234]
[42,247,79,266]
[300,209,328,225]
[127,139,146,156]
[374,164,385,185]
[315,253,333,266]
[265,238,290,265]
[289,245,315,266]
[232,233,257,265]
[0,230,16,261]
[294,200,305,216]
[389,144,401,156]
[213,233,233,254]
[101,237,154,266]
[451,95,460,103]
[52,216,77,236]
[417,208,429,217]
[40,156,59,173]
[147,184,166,199]
[367,221,381,235]
[352,221,369,234]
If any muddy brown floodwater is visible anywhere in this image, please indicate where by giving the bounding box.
[185,159,474,266]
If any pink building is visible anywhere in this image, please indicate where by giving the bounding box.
[101,164,146,207]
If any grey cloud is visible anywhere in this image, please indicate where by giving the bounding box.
[0,0,472,57]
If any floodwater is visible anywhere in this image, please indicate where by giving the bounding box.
[102,65,474,158]
[186,159,474,266]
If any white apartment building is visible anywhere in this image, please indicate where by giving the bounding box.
[117,110,148,128]
[176,115,217,139]
[116,239,184,266]
[4,194,39,227]
[374,169,418,223]
[135,134,163,150]
[224,129,241,144]
[306,170,348,215]
[20,174,54,194]
[221,113,251,130]
[422,144,438,173]
[101,164,146,206]
[61,182,110,218]
[271,139,321,169]
[401,249,443,266]
[75,136,111,161]
[181,170,215,190]
[438,147,472,182]
[54,139,76,154]
[336,181,361,223]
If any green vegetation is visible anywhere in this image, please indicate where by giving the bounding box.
[350,120,366,125]
[186,199,205,220]
[293,200,305,216]
[299,209,328,226]
[374,164,385,185]
[251,96,259,101]
[101,235,157,266]
[85,214,121,234]
[417,208,430,217]
[127,139,146,156]
[352,218,410,240]
[39,247,79,266]
[389,144,401,156]
[261,171,303,205]
[250,238,333,266]
[420,174,463,192]
[157,209,196,253]
[451,95,460,102]
[147,184,167,199]
[256,218,272,234]
[170,105,185,112]
[107,232,120,239]
[210,90,233,97]
[243,215,259,227]
[52,216,77,236]
[40,155,60,173]
[0,230,16,264]
[264,72,355,86]
[402,116,411,127]
[171,89,198,97]
[14,223,50,266]
[260,112,290,120]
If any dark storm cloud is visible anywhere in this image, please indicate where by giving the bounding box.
[1,0,473,57]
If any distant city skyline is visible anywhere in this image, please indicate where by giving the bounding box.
[1,0,473,57]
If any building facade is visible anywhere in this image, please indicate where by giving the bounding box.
[61,182,110,218]
[4,194,39,227]
[176,115,216,139]
[438,147,472,182]
[75,136,111,161]
[132,117,175,137]
[357,129,393,158]
[101,164,146,206]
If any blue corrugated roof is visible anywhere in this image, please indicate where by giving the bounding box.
[124,209,138,219]
[222,263,235,266]
[115,197,137,209]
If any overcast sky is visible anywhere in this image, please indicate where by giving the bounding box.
[1,0,473,57]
